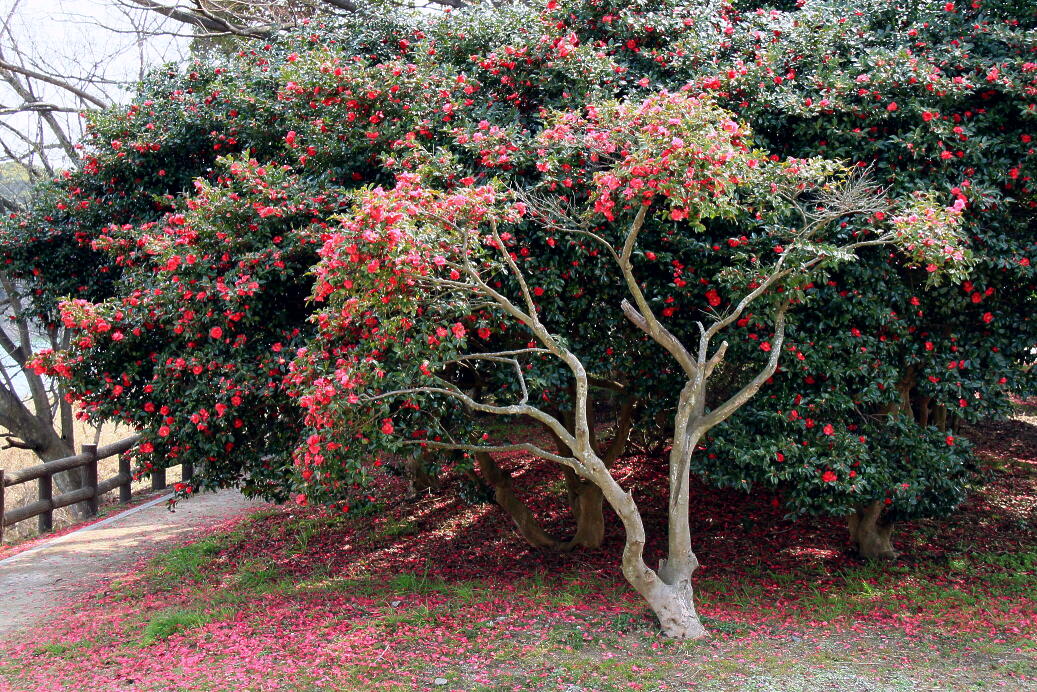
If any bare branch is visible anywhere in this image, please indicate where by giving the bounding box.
[0,102,83,116]
[700,301,790,430]
[1,433,34,450]
[0,58,108,108]
[615,206,699,377]
[363,385,579,453]
[121,0,276,38]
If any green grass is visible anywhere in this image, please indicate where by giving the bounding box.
[232,560,283,593]
[376,603,439,629]
[140,607,233,646]
[32,642,83,657]
[147,537,225,586]
[389,570,447,594]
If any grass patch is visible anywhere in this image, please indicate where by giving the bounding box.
[146,537,224,586]
[376,603,439,629]
[389,570,447,595]
[31,641,90,658]
[232,560,283,594]
[140,607,233,646]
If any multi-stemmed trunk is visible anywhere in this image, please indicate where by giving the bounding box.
[401,191,855,637]
[584,447,708,639]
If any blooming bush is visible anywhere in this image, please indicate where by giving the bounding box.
[1,0,1033,631]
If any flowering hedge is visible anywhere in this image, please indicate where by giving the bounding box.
[3,0,1033,565]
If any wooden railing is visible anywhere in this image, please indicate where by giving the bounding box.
[0,435,192,542]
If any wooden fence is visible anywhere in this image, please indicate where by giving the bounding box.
[0,435,192,542]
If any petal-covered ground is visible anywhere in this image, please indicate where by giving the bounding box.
[1,408,1034,691]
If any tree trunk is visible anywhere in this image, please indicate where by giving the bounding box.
[562,468,605,550]
[0,384,87,516]
[644,562,707,639]
[848,501,897,560]
[602,473,708,639]
[475,452,559,549]
[404,453,438,496]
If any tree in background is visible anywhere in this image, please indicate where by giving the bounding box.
[0,0,187,506]
[659,0,1037,557]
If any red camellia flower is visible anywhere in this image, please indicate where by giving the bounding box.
[822,470,837,483]
[158,425,170,437]
[380,419,394,435]
[887,102,898,111]
[982,312,993,323]
[822,423,835,435]
[760,341,771,351]
[706,289,721,306]
[209,326,223,339]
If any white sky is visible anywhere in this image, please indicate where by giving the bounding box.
[0,0,190,171]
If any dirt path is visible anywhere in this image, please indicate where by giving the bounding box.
[0,491,266,642]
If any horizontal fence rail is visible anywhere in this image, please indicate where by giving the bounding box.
[0,434,193,542]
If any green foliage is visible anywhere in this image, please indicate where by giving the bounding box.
[3,0,1033,528]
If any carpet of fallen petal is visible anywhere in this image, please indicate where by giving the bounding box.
[1,408,1034,691]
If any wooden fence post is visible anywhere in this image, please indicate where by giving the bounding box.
[1,469,5,544]
[181,462,193,483]
[38,472,52,533]
[119,454,132,504]
[151,467,166,491]
[82,444,98,516]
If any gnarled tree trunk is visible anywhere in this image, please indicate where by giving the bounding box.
[650,559,707,639]
[475,452,559,549]
[595,463,708,639]
[848,500,897,560]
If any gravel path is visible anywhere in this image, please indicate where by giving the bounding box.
[0,490,266,642]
